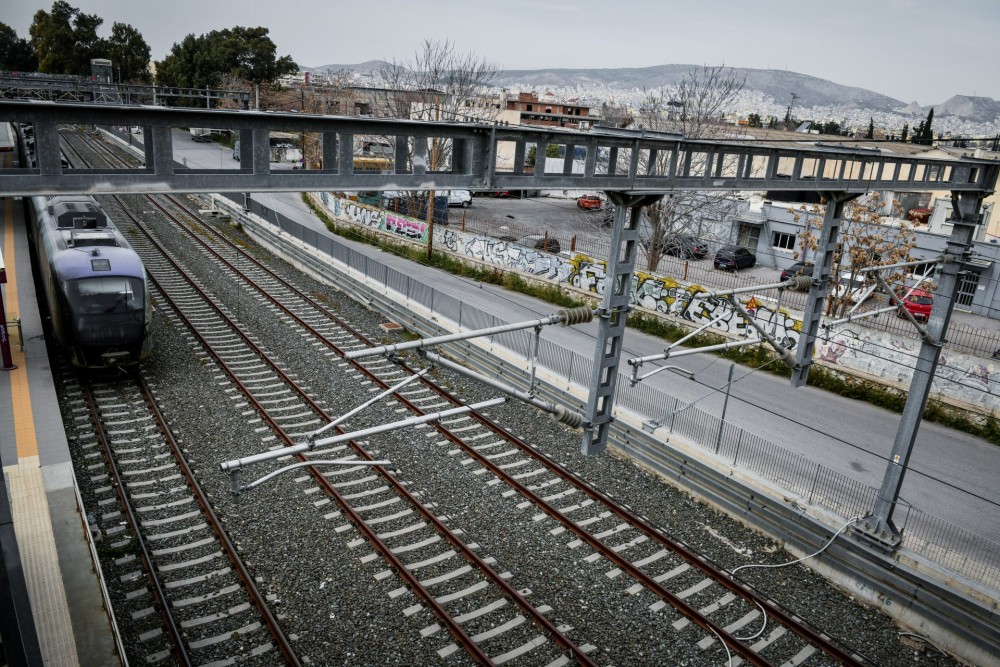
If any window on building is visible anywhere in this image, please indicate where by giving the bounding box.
[772,231,797,250]
[526,104,533,111]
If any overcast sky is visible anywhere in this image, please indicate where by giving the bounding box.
[6,0,999,105]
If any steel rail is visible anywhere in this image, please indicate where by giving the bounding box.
[61,138,302,662]
[79,378,192,667]
[78,131,863,664]
[61,137,501,665]
[152,185,866,664]
[137,375,302,666]
[106,192,593,666]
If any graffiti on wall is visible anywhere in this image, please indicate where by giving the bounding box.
[341,200,385,229]
[311,191,1000,411]
[386,213,428,242]
[318,194,802,346]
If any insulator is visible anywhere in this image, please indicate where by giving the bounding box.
[793,276,813,290]
[551,404,585,428]
[557,307,595,326]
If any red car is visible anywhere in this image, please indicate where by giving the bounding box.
[577,194,602,210]
[897,288,933,321]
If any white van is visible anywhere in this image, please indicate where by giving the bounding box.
[441,190,472,208]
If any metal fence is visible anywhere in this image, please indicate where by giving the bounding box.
[222,192,1000,593]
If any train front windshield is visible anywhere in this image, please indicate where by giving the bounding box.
[65,276,145,314]
[63,276,146,348]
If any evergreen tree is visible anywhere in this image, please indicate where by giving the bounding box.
[29,1,103,74]
[0,22,38,71]
[102,22,151,82]
[901,124,909,142]
[866,117,875,139]
[913,108,934,145]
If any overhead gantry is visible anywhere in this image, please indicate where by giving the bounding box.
[1,101,997,547]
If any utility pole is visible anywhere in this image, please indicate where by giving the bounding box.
[426,94,441,262]
[859,191,986,549]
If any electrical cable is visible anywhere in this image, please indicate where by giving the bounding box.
[726,517,864,644]
[241,188,1000,508]
[679,366,1000,509]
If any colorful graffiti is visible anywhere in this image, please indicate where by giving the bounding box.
[385,213,427,242]
[308,191,1000,413]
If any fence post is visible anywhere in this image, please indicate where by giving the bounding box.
[808,463,821,504]
[733,428,744,465]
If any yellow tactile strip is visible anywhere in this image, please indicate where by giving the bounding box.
[3,198,80,666]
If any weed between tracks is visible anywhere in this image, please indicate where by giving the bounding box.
[302,193,1000,446]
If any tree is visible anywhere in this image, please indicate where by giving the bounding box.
[819,120,842,136]
[900,124,909,143]
[526,143,562,169]
[367,39,503,257]
[0,22,38,71]
[631,65,747,272]
[598,101,633,129]
[796,194,916,318]
[866,117,875,139]
[912,108,934,145]
[156,26,296,107]
[216,27,296,92]
[155,33,224,95]
[29,1,103,74]
[746,112,762,128]
[369,39,503,126]
[103,22,150,82]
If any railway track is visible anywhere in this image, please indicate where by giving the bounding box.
[61,369,296,665]
[63,126,878,665]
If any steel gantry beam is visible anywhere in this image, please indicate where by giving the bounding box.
[790,192,858,387]
[581,193,662,455]
[859,191,986,548]
[0,100,997,196]
[2,101,999,459]
[0,76,250,108]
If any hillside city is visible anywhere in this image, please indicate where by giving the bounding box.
[321,65,1000,144]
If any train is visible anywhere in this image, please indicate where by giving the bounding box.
[12,123,153,368]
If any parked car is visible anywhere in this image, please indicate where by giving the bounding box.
[517,234,561,254]
[577,194,603,210]
[831,271,876,304]
[780,261,814,289]
[442,190,472,208]
[713,245,756,271]
[896,288,933,321]
[663,235,708,259]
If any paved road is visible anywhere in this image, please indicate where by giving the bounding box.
[169,130,1000,546]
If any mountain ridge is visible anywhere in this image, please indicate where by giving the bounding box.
[305,62,1000,123]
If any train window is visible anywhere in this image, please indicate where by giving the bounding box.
[65,277,144,315]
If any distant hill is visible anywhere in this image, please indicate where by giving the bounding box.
[930,95,1000,121]
[495,65,906,112]
[305,62,1000,123]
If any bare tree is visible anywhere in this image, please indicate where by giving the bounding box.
[792,194,918,318]
[827,193,917,318]
[630,65,747,272]
[365,40,503,257]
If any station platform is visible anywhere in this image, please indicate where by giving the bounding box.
[1,196,117,666]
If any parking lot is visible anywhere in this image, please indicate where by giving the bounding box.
[449,192,790,285]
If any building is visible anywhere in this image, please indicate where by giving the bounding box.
[505,92,598,130]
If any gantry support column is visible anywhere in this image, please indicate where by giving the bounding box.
[581,192,663,455]
[860,191,984,548]
[790,192,858,387]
